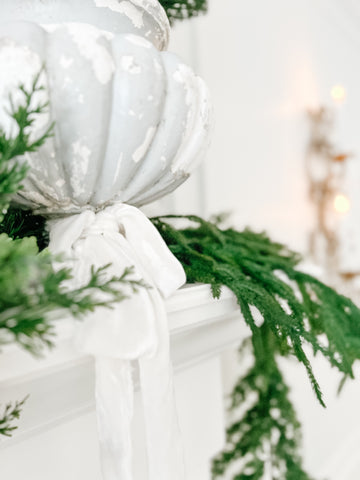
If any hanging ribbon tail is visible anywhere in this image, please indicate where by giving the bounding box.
[139,290,186,480]
[96,358,134,480]
[47,205,186,480]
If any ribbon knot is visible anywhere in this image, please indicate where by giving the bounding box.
[81,211,122,238]
[48,204,186,480]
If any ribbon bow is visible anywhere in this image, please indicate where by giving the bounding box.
[49,204,186,480]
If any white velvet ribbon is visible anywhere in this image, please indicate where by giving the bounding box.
[48,204,186,480]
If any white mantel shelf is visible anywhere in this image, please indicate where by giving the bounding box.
[0,284,248,451]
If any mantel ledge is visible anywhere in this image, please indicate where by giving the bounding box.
[0,284,248,448]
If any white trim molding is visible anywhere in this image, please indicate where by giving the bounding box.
[0,284,248,450]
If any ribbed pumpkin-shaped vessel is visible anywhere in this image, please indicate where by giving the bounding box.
[0,0,170,50]
[0,21,211,214]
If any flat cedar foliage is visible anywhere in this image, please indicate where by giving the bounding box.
[159,0,208,23]
[151,215,360,479]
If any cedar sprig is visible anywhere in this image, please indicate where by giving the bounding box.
[0,206,49,250]
[159,0,208,24]
[151,215,360,404]
[151,214,360,479]
[0,397,29,438]
[212,325,314,480]
[0,67,54,218]
[0,235,147,356]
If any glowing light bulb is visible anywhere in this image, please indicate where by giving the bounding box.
[334,193,351,214]
[331,85,346,103]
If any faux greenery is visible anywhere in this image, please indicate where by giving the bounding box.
[159,0,208,24]
[0,72,145,437]
[151,215,360,479]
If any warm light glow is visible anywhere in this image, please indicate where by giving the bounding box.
[334,193,351,214]
[331,85,346,103]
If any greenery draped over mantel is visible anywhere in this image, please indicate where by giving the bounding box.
[1,3,360,477]
[151,215,360,480]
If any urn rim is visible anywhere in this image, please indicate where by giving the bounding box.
[0,0,170,51]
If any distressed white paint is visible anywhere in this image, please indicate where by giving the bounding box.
[0,39,43,136]
[66,24,115,85]
[173,63,197,107]
[113,153,124,184]
[132,127,156,163]
[72,139,92,174]
[0,22,211,214]
[125,33,153,48]
[0,0,170,51]
[60,54,74,69]
[94,0,144,29]
[121,55,142,74]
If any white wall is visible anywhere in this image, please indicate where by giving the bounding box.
[166,0,360,254]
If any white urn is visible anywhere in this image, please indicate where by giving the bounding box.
[0,0,170,50]
[0,20,211,214]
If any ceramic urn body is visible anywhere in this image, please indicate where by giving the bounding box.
[0,21,211,214]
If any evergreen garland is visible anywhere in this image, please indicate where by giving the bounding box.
[159,0,208,24]
[0,206,48,250]
[0,72,146,436]
[212,329,314,480]
[151,215,360,479]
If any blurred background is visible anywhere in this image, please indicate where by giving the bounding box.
[146,1,360,478]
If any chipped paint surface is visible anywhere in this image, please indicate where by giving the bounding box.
[125,33,152,49]
[94,0,144,28]
[72,139,92,174]
[60,55,74,69]
[69,138,92,196]
[0,22,211,213]
[132,0,159,7]
[173,63,196,106]
[121,55,141,74]
[0,39,44,136]
[66,23,115,84]
[113,153,124,184]
[132,126,156,163]
[131,0,170,44]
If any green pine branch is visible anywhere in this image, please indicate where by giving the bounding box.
[0,235,146,355]
[0,68,54,219]
[0,397,28,437]
[159,0,208,24]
